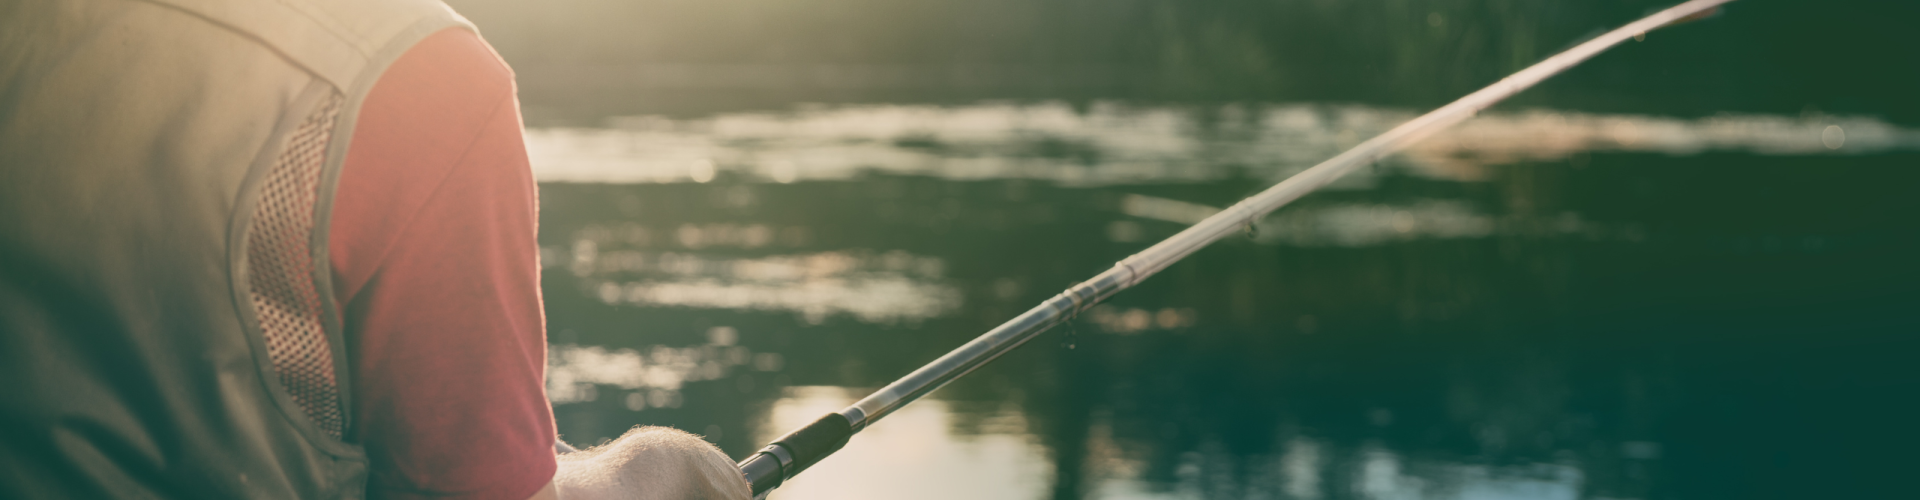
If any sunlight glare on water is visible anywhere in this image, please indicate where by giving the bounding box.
[760,387,1050,500]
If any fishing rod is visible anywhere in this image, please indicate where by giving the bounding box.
[737,0,1732,496]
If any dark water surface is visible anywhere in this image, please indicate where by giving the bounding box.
[530,103,1920,500]
[445,0,1920,498]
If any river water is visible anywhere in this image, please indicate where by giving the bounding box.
[529,102,1920,499]
[431,0,1920,497]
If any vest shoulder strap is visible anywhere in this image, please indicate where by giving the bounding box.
[143,0,474,90]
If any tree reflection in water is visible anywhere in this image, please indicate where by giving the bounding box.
[536,103,1920,499]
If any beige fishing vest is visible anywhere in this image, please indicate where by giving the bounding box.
[0,0,471,497]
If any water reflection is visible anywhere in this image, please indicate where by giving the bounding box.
[535,103,1920,499]
[1118,194,1508,247]
[1348,444,1584,500]
[557,237,960,323]
[757,387,1050,499]
[527,103,1919,186]
[547,326,776,405]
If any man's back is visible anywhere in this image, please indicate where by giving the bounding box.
[0,0,465,496]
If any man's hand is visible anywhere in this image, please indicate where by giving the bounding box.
[526,426,752,500]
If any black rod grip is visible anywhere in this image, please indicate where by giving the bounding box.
[772,413,853,478]
[739,452,783,495]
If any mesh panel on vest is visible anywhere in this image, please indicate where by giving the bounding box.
[248,93,346,438]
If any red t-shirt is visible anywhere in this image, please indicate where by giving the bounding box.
[329,29,556,500]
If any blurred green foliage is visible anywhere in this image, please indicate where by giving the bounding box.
[449,0,1920,121]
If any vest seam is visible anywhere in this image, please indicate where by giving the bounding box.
[228,79,372,462]
[227,3,472,472]
[310,16,476,442]
[271,0,381,58]
[129,0,358,91]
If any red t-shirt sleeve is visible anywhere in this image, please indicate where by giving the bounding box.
[328,28,556,500]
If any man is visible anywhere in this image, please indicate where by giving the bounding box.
[0,0,748,498]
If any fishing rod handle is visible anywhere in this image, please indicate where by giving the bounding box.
[740,412,854,496]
